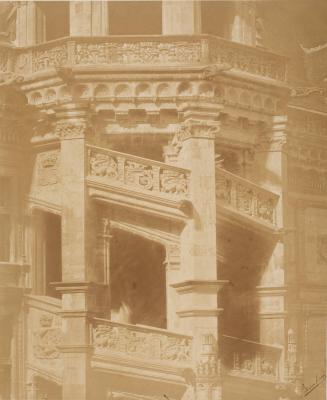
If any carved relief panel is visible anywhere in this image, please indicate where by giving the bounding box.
[29,149,61,207]
[26,302,63,380]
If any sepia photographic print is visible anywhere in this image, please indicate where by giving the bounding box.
[0,0,327,399]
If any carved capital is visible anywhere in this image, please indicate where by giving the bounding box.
[256,133,287,152]
[55,119,90,140]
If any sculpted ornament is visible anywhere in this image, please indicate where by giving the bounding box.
[33,314,62,359]
[88,147,190,198]
[291,87,325,98]
[55,120,90,139]
[93,323,192,363]
[200,63,232,81]
[37,150,60,186]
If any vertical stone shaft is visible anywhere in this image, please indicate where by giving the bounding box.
[255,115,288,367]
[55,104,95,400]
[173,102,224,400]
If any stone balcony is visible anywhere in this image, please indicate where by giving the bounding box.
[0,35,287,82]
[216,167,280,232]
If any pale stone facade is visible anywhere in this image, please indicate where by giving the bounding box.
[0,1,326,400]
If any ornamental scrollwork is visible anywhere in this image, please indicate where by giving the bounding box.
[92,323,192,363]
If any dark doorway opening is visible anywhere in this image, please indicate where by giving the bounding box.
[109,229,166,329]
[44,213,62,299]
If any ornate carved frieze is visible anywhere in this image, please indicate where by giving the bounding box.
[74,40,203,66]
[216,167,279,227]
[2,37,286,83]
[88,146,190,198]
[33,314,62,359]
[31,45,68,74]
[208,38,286,81]
[92,320,192,364]
[36,150,60,186]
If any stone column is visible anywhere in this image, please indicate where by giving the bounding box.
[54,104,98,400]
[162,0,201,35]
[170,102,225,400]
[70,1,109,36]
[254,116,288,350]
[15,1,45,46]
[230,2,256,46]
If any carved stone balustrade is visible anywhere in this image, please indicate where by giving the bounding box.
[0,35,287,81]
[92,318,193,367]
[216,167,279,230]
[87,145,190,200]
[222,335,282,382]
